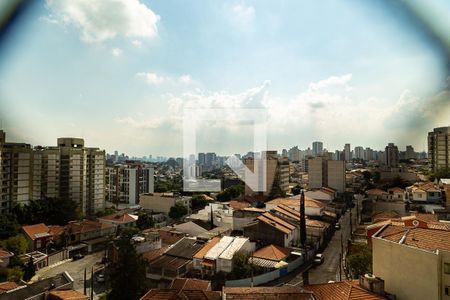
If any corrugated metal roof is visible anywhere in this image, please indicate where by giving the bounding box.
[219,237,248,260]
[204,236,234,260]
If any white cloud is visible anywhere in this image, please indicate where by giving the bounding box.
[115,116,163,129]
[111,48,123,57]
[132,40,142,47]
[136,72,198,86]
[136,72,166,85]
[308,74,352,91]
[227,2,255,30]
[45,0,160,43]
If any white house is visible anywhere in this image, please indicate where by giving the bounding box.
[217,237,252,273]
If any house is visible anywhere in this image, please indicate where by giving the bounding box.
[232,208,265,231]
[169,278,211,291]
[265,196,326,217]
[18,251,49,270]
[131,230,161,254]
[193,237,221,277]
[305,279,387,300]
[98,212,138,229]
[222,286,315,299]
[372,224,450,300]
[0,272,74,300]
[47,289,89,300]
[305,187,337,203]
[147,237,204,283]
[386,187,405,201]
[366,189,389,201]
[243,212,298,248]
[22,223,63,251]
[157,227,186,246]
[203,236,235,273]
[248,244,291,269]
[173,221,209,237]
[189,203,233,228]
[140,289,220,300]
[405,182,443,203]
[0,281,21,294]
[139,192,191,215]
[0,248,14,268]
[228,200,250,210]
[216,237,252,273]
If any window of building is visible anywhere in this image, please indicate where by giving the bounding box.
[444,263,450,274]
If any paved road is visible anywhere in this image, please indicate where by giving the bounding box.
[36,251,106,299]
[286,204,358,286]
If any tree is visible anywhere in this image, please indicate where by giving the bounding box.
[227,251,263,280]
[23,256,35,281]
[7,266,23,282]
[428,167,450,182]
[136,212,154,230]
[0,214,20,239]
[169,202,188,219]
[96,207,117,218]
[1,234,28,255]
[347,243,372,279]
[108,238,147,300]
[191,194,208,210]
[269,168,286,199]
[216,184,244,202]
[292,185,301,196]
[300,191,306,247]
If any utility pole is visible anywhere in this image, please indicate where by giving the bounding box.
[83,268,86,295]
[90,267,94,300]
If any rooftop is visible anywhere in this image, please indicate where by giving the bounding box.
[252,244,290,261]
[219,237,249,260]
[374,224,450,252]
[98,212,138,223]
[257,212,296,234]
[165,237,204,259]
[22,223,50,240]
[223,286,314,299]
[48,289,89,300]
[193,237,220,259]
[140,289,220,300]
[0,281,21,294]
[169,278,210,291]
[204,236,234,260]
[305,281,386,300]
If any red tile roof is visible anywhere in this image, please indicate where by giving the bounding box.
[98,212,138,223]
[223,286,314,299]
[169,278,210,291]
[22,223,50,240]
[0,282,21,294]
[140,289,220,300]
[257,212,296,234]
[305,281,386,300]
[48,289,89,300]
[375,225,450,252]
[228,200,250,210]
[252,244,290,261]
[366,189,388,196]
[0,248,13,257]
[193,237,220,259]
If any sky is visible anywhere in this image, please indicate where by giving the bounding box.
[0,0,449,157]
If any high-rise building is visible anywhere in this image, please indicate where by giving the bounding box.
[354,146,365,160]
[198,152,206,166]
[365,147,374,161]
[405,145,416,160]
[107,163,154,206]
[344,143,351,161]
[428,126,450,172]
[385,143,399,168]
[308,156,345,193]
[0,132,105,215]
[205,152,217,167]
[312,141,323,156]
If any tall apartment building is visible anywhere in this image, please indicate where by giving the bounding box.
[244,151,289,197]
[0,132,105,215]
[107,163,154,205]
[344,143,351,161]
[385,143,399,168]
[308,156,345,193]
[365,147,374,161]
[312,141,323,156]
[428,126,450,172]
[354,146,365,160]
[405,145,416,160]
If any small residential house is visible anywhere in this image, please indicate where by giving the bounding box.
[0,248,14,268]
[405,182,443,203]
[98,212,138,229]
[243,212,298,248]
[366,189,389,201]
[305,187,337,203]
[249,244,291,269]
[265,196,326,217]
[192,237,221,277]
[232,208,265,231]
[216,237,252,273]
[147,237,204,283]
[22,223,64,251]
[386,187,405,201]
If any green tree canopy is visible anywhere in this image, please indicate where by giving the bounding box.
[216,184,244,202]
[1,234,28,255]
[108,238,147,300]
[169,202,188,219]
[0,214,21,239]
[347,243,372,279]
[136,212,154,230]
[191,194,208,210]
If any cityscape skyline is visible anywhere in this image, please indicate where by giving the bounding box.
[0,1,449,156]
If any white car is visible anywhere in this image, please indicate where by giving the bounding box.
[313,253,324,265]
[96,274,105,283]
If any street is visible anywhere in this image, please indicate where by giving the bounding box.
[286,203,358,286]
[36,251,106,299]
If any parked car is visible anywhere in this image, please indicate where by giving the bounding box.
[72,253,84,261]
[96,274,105,283]
[314,253,324,265]
[335,223,341,230]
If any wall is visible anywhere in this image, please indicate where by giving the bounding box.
[372,237,439,300]
[140,194,176,214]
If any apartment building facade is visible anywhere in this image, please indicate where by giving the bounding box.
[428,126,450,172]
[0,131,105,215]
[308,156,345,193]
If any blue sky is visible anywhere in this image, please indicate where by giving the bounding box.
[0,0,449,157]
